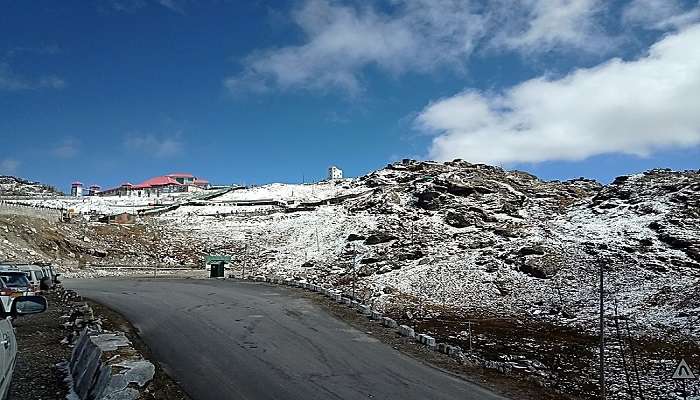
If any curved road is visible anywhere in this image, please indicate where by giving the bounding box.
[66,279,506,400]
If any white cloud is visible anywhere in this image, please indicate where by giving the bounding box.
[155,0,186,13]
[0,63,65,91]
[623,0,700,30]
[102,0,187,13]
[0,159,20,175]
[51,138,80,159]
[488,0,613,53]
[226,0,488,94]
[226,0,616,94]
[417,24,700,164]
[124,133,184,158]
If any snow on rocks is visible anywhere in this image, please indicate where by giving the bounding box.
[6,161,700,399]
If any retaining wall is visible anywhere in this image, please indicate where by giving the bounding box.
[0,201,63,221]
[68,329,155,400]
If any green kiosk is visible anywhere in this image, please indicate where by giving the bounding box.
[205,255,231,278]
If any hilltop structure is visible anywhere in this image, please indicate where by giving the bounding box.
[328,166,343,180]
[70,182,83,197]
[96,173,210,197]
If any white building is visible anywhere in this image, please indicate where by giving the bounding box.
[71,181,83,197]
[328,166,343,180]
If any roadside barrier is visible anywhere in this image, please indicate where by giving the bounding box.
[399,325,415,338]
[244,275,500,371]
[67,329,155,400]
[381,317,398,328]
[417,334,436,348]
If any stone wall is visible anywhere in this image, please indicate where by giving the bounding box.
[0,201,62,222]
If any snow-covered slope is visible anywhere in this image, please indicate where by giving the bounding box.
[155,161,699,399]
[5,161,699,399]
[0,176,63,197]
[158,161,699,333]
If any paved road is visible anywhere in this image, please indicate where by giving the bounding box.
[66,279,506,400]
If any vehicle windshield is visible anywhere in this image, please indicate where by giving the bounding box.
[1,273,31,288]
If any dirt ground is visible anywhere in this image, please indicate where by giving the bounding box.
[10,288,191,400]
[10,291,71,400]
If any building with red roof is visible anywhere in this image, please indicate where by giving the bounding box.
[98,173,210,197]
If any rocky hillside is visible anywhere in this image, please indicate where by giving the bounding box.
[2,161,698,399]
[162,160,698,334]
[156,160,698,399]
[0,176,63,197]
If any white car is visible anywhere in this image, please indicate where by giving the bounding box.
[0,272,33,313]
[39,265,60,288]
[0,268,34,296]
[0,296,47,400]
[13,265,46,294]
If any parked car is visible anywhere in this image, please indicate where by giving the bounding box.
[0,269,34,296]
[0,296,48,400]
[35,264,59,290]
[14,265,47,293]
[0,280,18,316]
[43,264,61,286]
[0,272,33,313]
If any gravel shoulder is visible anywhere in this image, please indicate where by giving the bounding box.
[10,288,191,400]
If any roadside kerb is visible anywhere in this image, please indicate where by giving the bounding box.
[252,277,477,367]
[381,317,398,328]
[399,325,415,338]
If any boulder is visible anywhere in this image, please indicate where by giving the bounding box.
[347,234,366,241]
[445,211,473,228]
[414,191,444,210]
[518,246,546,256]
[365,232,397,245]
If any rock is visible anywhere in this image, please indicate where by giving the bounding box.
[347,234,366,241]
[518,246,546,256]
[397,250,424,261]
[377,265,393,274]
[445,211,473,228]
[519,260,549,279]
[365,232,397,245]
[414,191,444,210]
[357,265,376,277]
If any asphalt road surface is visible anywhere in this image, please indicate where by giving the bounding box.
[66,279,507,400]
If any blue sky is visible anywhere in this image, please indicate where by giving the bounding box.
[1,0,699,192]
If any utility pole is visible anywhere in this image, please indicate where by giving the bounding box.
[599,262,606,400]
[467,321,473,352]
[352,243,357,300]
[625,318,645,400]
[613,298,633,399]
[316,226,320,253]
[243,243,248,280]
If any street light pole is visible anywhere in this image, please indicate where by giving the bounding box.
[599,261,605,400]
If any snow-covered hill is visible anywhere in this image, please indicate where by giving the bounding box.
[0,176,63,197]
[158,160,699,399]
[159,161,699,336]
[2,161,698,399]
